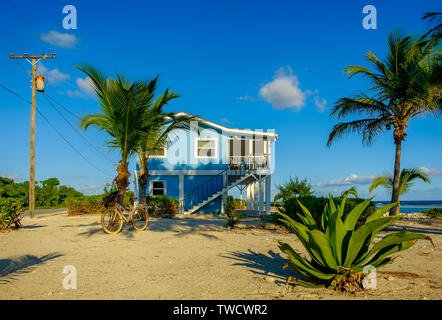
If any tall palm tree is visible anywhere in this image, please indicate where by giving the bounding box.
[136,77,195,204]
[369,168,431,210]
[422,12,441,40]
[77,65,149,204]
[327,31,441,215]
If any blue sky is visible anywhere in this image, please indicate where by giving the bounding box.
[0,0,441,200]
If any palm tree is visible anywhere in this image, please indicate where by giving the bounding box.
[136,77,195,204]
[422,12,441,40]
[273,176,313,203]
[340,186,359,198]
[327,31,441,215]
[77,65,149,204]
[369,168,431,211]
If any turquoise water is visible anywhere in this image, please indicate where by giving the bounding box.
[375,201,442,214]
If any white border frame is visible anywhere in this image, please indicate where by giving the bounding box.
[149,147,167,159]
[194,137,218,159]
[149,180,167,196]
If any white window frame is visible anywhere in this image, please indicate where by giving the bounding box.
[149,146,167,159]
[149,180,167,196]
[195,137,217,159]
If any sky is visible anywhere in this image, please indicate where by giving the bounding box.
[0,0,441,201]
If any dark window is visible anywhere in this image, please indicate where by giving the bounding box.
[152,181,165,196]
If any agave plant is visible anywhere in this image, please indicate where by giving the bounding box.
[278,194,433,292]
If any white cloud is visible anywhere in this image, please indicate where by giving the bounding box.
[220,117,230,124]
[81,185,98,195]
[66,174,90,179]
[418,167,442,177]
[76,77,95,96]
[259,66,306,111]
[314,96,327,113]
[64,90,83,98]
[236,93,255,102]
[38,63,71,85]
[40,31,78,48]
[314,173,375,188]
[1,173,22,180]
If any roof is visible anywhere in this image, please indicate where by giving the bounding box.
[174,112,278,139]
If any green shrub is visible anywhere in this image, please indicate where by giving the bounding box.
[66,191,135,216]
[279,195,377,229]
[224,196,245,228]
[278,194,433,292]
[0,197,24,230]
[146,195,179,217]
[422,208,442,218]
[66,196,104,216]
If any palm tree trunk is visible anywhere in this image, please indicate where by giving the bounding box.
[116,159,130,205]
[390,141,402,215]
[138,154,149,205]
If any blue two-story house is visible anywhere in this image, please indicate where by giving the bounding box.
[134,113,277,215]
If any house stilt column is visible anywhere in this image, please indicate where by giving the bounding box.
[258,176,264,214]
[265,175,271,215]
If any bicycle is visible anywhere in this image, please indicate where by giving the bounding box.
[101,194,149,234]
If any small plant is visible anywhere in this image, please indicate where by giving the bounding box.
[422,208,442,218]
[224,196,245,228]
[146,195,179,217]
[278,194,433,292]
[0,197,24,230]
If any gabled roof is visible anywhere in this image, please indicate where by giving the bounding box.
[175,112,278,139]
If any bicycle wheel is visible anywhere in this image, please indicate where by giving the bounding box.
[132,206,148,231]
[101,208,123,234]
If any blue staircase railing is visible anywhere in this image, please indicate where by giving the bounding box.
[180,163,249,213]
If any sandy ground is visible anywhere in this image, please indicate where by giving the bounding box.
[0,209,441,300]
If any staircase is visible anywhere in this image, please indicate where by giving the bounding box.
[180,166,253,214]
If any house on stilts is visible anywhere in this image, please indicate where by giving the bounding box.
[134,113,277,215]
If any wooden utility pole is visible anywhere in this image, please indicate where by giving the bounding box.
[9,53,56,218]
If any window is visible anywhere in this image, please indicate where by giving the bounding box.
[151,181,166,196]
[149,147,166,158]
[196,138,217,158]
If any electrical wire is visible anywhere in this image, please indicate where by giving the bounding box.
[42,92,112,162]
[0,82,113,178]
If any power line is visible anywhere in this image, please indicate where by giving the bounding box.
[42,92,113,162]
[44,93,80,119]
[35,107,111,177]
[0,82,112,178]
[0,83,30,104]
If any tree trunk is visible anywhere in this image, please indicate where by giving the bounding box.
[390,141,402,215]
[138,155,149,205]
[115,159,130,205]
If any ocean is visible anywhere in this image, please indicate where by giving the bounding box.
[374,200,442,214]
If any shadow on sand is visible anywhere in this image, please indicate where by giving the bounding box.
[386,223,442,235]
[0,253,63,284]
[222,249,294,285]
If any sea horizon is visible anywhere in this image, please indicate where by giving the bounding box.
[374,200,442,214]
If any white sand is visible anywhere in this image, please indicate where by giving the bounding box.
[0,211,441,300]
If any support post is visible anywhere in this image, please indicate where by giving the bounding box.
[265,175,271,215]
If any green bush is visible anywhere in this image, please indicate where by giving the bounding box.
[0,197,24,230]
[66,196,104,216]
[66,191,135,216]
[146,195,179,217]
[422,208,442,218]
[279,195,377,229]
[224,196,245,228]
[278,194,433,292]
[0,176,85,209]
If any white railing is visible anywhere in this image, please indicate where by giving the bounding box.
[228,154,269,170]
